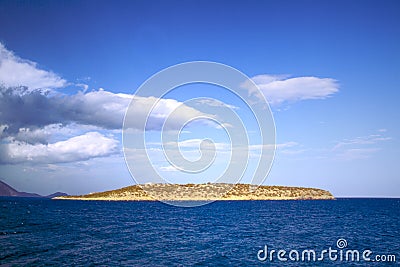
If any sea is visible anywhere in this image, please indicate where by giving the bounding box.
[1,198,399,266]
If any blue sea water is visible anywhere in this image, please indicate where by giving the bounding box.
[1,198,399,266]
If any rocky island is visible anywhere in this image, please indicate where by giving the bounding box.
[54,183,334,201]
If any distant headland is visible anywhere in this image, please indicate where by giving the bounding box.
[54,183,334,201]
[0,180,68,198]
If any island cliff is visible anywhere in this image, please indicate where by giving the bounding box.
[54,183,334,201]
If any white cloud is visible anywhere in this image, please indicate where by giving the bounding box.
[76,83,89,93]
[0,43,66,90]
[332,132,391,160]
[333,134,392,150]
[159,165,179,172]
[248,141,298,151]
[274,142,307,155]
[0,132,118,164]
[242,74,339,106]
[194,98,239,110]
[248,142,305,158]
[335,148,381,160]
[171,139,230,151]
[125,95,214,131]
[276,141,299,149]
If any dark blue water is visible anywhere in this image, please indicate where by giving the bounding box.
[1,198,399,266]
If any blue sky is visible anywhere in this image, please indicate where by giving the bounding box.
[0,0,399,197]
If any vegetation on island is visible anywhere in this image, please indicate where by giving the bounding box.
[55,183,334,201]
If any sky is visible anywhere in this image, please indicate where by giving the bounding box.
[0,0,399,197]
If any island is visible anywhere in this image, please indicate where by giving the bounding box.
[54,183,334,201]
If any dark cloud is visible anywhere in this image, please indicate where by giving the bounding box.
[0,86,210,164]
[0,86,126,135]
